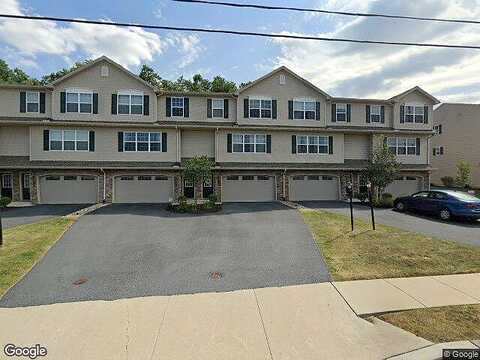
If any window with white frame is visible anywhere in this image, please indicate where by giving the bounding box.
[26,91,39,113]
[370,105,381,122]
[123,132,161,152]
[336,103,347,122]
[118,92,143,115]
[297,135,329,154]
[433,146,444,156]
[434,124,443,135]
[387,137,418,155]
[404,105,425,123]
[212,99,224,118]
[293,99,316,120]
[66,91,93,113]
[232,134,267,153]
[249,98,272,118]
[171,97,184,117]
[49,129,89,151]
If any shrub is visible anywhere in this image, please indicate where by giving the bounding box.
[377,193,394,208]
[456,161,472,188]
[440,176,455,187]
[207,193,218,204]
[357,192,368,203]
[0,197,11,208]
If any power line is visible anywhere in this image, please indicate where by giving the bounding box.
[0,13,479,50]
[173,0,480,25]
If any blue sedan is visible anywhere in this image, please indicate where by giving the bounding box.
[393,189,480,221]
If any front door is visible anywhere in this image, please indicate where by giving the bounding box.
[22,173,31,201]
[184,179,194,199]
[203,175,214,199]
[1,174,13,199]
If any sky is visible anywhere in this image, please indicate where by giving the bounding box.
[0,0,480,102]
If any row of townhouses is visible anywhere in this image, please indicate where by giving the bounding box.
[0,56,439,204]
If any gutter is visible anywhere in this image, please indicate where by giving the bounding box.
[100,168,106,202]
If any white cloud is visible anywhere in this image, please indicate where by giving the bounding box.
[167,34,205,69]
[274,0,480,102]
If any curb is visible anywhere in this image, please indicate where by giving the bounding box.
[63,203,110,219]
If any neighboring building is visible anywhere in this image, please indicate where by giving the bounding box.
[0,56,438,204]
[432,103,480,188]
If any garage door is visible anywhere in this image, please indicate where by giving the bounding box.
[40,175,98,204]
[289,175,339,201]
[385,176,422,197]
[114,175,173,203]
[222,175,275,202]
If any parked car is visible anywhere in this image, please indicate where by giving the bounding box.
[393,190,480,221]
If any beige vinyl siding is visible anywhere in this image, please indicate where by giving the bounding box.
[328,102,393,128]
[30,126,177,162]
[0,126,30,155]
[158,96,236,122]
[51,60,156,123]
[217,130,344,163]
[393,92,434,131]
[344,134,370,160]
[181,130,215,158]
[237,69,328,127]
[0,88,51,118]
[372,134,429,165]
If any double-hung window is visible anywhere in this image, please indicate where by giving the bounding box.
[370,105,381,122]
[49,129,89,151]
[297,135,329,154]
[294,99,316,120]
[26,91,39,113]
[123,132,161,152]
[212,99,224,118]
[249,98,272,118]
[118,92,143,115]
[336,103,347,122]
[232,134,267,153]
[404,105,425,123]
[66,91,93,113]
[387,137,418,155]
[171,97,184,117]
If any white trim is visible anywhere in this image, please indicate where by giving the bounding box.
[26,91,40,113]
[335,103,347,122]
[49,129,90,152]
[293,98,317,120]
[232,133,268,154]
[369,104,382,123]
[117,92,144,116]
[65,89,94,114]
[248,97,273,119]
[211,98,225,118]
[403,103,425,123]
[296,135,329,155]
[170,96,185,118]
[387,137,419,156]
[123,131,162,152]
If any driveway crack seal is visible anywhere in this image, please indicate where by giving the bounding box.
[253,289,274,360]
[383,278,428,308]
[430,276,480,302]
[149,296,172,360]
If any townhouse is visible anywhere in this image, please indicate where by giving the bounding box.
[431,103,480,188]
[0,56,438,204]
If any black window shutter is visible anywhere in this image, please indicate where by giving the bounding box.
[291,135,297,154]
[366,105,371,123]
[244,98,249,118]
[433,148,437,156]
[272,100,277,119]
[166,97,171,117]
[93,93,98,114]
[400,104,405,123]
[380,106,385,124]
[331,103,336,122]
[162,133,168,152]
[40,92,46,113]
[60,92,66,113]
[227,133,232,153]
[89,131,95,152]
[288,100,293,119]
[207,99,212,118]
[416,138,421,155]
[184,98,189,117]
[143,95,149,116]
[328,136,334,154]
[111,94,117,115]
[20,91,26,113]
[118,132,123,152]
[43,129,49,151]
[346,104,351,122]
[315,102,321,120]
[266,135,271,153]
[424,106,429,124]
[224,99,229,119]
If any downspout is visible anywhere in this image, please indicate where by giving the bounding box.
[283,168,287,201]
[100,168,106,203]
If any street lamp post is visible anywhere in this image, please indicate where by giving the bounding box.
[346,182,354,232]
[367,182,376,230]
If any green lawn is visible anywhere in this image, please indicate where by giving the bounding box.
[301,209,480,281]
[0,218,74,297]
[378,305,480,342]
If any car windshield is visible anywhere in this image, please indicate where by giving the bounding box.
[445,191,480,201]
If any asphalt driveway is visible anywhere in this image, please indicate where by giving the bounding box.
[2,204,90,229]
[300,201,480,247]
[0,202,331,307]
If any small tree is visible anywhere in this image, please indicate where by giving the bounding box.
[183,156,215,200]
[362,136,401,201]
[456,160,472,188]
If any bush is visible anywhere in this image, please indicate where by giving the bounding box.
[376,193,394,208]
[357,192,368,203]
[0,197,11,208]
[207,193,218,204]
[441,176,455,187]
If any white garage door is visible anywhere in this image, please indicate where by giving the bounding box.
[114,175,173,203]
[289,175,339,201]
[40,175,98,204]
[222,175,275,202]
[385,176,422,197]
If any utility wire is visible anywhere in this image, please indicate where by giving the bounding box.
[173,0,480,25]
[1,13,479,50]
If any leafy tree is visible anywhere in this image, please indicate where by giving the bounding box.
[40,59,93,84]
[455,160,472,188]
[183,156,215,199]
[139,64,163,87]
[0,59,39,85]
[362,136,401,200]
[211,76,237,93]
[239,81,253,89]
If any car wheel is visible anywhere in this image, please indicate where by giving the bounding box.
[439,208,451,221]
[395,201,406,212]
